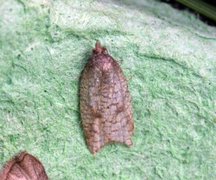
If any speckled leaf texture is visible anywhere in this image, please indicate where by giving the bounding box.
[0,152,48,180]
[0,0,216,179]
[80,42,134,154]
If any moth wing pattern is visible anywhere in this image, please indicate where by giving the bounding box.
[0,151,48,180]
[80,42,134,154]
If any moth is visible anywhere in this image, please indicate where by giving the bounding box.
[0,151,48,180]
[80,41,134,154]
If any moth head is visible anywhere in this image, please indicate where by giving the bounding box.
[91,41,114,72]
[93,41,107,54]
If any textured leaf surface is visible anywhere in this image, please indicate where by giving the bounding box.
[0,0,216,179]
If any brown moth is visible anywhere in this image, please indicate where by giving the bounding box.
[80,41,134,154]
[0,151,48,180]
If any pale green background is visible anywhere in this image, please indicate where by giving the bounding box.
[0,0,216,179]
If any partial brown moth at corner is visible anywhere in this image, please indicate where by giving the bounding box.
[80,41,134,154]
[0,151,48,180]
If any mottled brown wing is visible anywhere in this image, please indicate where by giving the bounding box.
[80,49,134,154]
[0,152,48,180]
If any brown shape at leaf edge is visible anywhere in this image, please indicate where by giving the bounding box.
[80,41,134,154]
[0,151,48,180]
